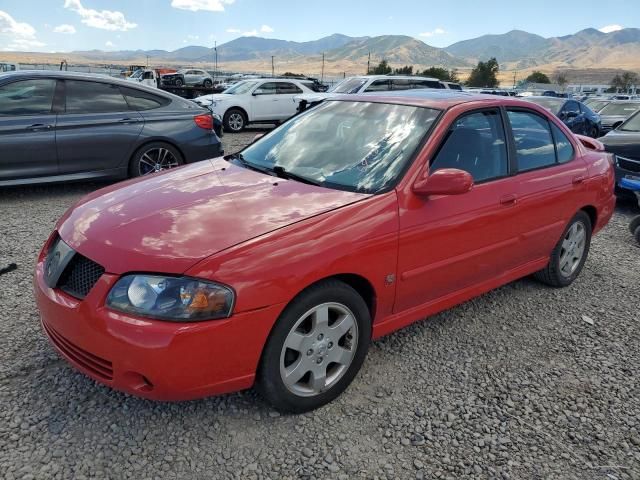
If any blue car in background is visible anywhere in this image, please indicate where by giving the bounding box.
[522,96,602,138]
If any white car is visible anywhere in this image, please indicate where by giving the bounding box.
[294,75,459,112]
[194,78,315,132]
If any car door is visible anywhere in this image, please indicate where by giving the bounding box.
[395,108,523,313]
[560,100,585,134]
[183,70,196,85]
[506,108,589,260]
[250,82,279,121]
[55,79,144,175]
[275,82,304,120]
[0,78,59,182]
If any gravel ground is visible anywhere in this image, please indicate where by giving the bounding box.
[1,131,639,480]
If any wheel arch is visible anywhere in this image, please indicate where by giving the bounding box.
[580,205,597,231]
[224,105,249,122]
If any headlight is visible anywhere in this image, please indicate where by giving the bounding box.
[106,275,234,321]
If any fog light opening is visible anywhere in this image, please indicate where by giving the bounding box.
[123,371,155,392]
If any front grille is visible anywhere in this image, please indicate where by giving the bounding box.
[58,254,105,299]
[43,321,113,380]
[617,156,640,174]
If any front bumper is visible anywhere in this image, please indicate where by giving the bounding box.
[614,155,640,198]
[34,248,282,401]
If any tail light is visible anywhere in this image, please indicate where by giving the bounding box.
[194,114,213,130]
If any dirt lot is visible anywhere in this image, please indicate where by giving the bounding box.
[1,131,639,480]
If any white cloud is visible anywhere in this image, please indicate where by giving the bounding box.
[226,28,241,33]
[54,24,76,34]
[64,0,137,31]
[0,10,45,50]
[187,34,199,40]
[171,0,235,12]
[599,24,623,33]
[242,29,258,37]
[260,24,273,33]
[419,28,446,38]
[105,40,115,47]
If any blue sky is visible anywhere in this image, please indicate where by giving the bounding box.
[0,0,636,52]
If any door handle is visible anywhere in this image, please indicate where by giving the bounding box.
[500,194,518,206]
[572,175,586,185]
[27,123,52,131]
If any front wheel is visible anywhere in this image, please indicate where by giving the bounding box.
[534,211,592,287]
[175,78,184,87]
[203,79,212,88]
[257,280,371,413]
[588,125,599,138]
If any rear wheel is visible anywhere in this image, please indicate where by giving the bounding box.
[534,211,591,287]
[223,108,246,133]
[129,142,183,178]
[257,280,371,413]
[634,226,640,245]
[203,79,213,88]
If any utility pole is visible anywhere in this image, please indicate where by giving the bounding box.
[321,52,325,83]
[146,55,149,68]
[271,56,275,77]
[513,70,517,89]
[214,41,218,82]
[367,51,370,75]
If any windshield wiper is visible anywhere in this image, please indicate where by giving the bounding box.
[229,153,276,176]
[272,165,323,186]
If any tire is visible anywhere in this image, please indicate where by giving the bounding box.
[175,78,184,87]
[257,280,371,413]
[534,211,592,287]
[629,216,640,235]
[588,125,599,138]
[635,226,640,245]
[203,79,213,88]
[223,108,246,133]
[129,142,184,178]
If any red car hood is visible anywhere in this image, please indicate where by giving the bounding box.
[57,158,368,274]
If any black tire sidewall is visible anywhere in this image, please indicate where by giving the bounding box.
[203,79,212,88]
[629,216,640,235]
[550,212,592,287]
[258,281,371,413]
[129,142,184,178]
[223,109,246,132]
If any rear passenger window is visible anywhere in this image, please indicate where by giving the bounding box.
[277,82,303,94]
[121,87,169,110]
[412,80,442,89]
[430,109,508,182]
[551,123,574,163]
[391,79,411,91]
[65,80,129,114]
[507,110,556,171]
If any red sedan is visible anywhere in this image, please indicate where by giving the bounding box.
[35,91,616,412]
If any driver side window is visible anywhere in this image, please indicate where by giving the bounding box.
[430,109,508,183]
[254,82,278,95]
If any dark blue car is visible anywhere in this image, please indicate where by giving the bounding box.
[522,96,602,138]
[0,71,223,186]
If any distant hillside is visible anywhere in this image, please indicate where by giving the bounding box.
[445,30,549,62]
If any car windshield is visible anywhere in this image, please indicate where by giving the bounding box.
[524,97,565,113]
[620,112,640,132]
[330,78,367,94]
[586,100,608,112]
[129,70,143,79]
[599,102,640,116]
[224,81,259,95]
[236,100,440,194]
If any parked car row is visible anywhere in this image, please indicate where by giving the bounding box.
[521,96,602,138]
[599,110,640,199]
[0,71,223,186]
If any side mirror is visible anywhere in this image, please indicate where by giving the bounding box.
[413,168,474,197]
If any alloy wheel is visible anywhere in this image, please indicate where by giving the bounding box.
[138,147,180,176]
[228,113,244,131]
[559,221,586,277]
[279,302,358,397]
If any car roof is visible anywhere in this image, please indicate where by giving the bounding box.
[0,69,191,104]
[332,89,544,110]
[346,75,441,82]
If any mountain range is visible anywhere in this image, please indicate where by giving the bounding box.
[6,28,640,80]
